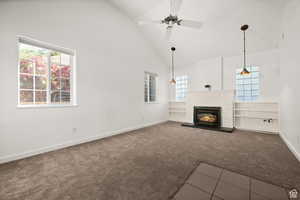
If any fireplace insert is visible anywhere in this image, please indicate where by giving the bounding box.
[193,106,221,128]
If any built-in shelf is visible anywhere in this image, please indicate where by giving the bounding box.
[234,109,278,113]
[234,102,279,133]
[235,115,278,120]
[235,102,278,104]
[169,107,186,109]
[169,101,186,104]
[169,110,186,113]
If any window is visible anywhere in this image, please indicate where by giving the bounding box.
[175,75,188,101]
[144,72,157,103]
[236,66,260,101]
[18,37,75,106]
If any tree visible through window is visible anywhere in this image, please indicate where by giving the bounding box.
[236,66,260,101]
[18,38,75,106]
[144,72,157,103]
[175,75,188,101]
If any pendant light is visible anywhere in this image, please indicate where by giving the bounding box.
[170,47,176,84]
[240,24,250,75]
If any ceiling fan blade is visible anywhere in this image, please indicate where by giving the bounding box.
[165,27,173,41]
[179,20,203,29]
[170,0,182,16]
[138,20,163,25]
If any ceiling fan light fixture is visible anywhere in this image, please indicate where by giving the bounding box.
[138,0,203,36]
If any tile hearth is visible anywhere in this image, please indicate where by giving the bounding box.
[172,163,291,200]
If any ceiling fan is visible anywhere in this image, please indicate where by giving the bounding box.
[138,0,203,40]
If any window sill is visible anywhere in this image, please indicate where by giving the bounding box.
[17,104,78,109]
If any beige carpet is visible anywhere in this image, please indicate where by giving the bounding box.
[0,121,300,200]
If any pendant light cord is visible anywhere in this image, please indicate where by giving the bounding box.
[240,24,249,74]
[243,30,246,68]
[172,51,174,79]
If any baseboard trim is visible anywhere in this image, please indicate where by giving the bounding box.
[0,120,167,164]
[280,133,300,162]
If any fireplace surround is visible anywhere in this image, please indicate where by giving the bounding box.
[180,91,234,132]
[182,105,233,132]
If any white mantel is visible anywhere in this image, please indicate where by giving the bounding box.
[186,90,235,128]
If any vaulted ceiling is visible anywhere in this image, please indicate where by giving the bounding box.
[110,0,289,67]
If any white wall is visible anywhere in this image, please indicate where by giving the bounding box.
[170,49,280,102]
[0,0,169,163]
[279,0,300,160]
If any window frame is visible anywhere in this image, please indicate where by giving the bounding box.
[175,75,188,101]
[144,71,158,104]
[17,36,77,108]
[235,66,260,102]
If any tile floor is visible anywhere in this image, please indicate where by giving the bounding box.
[173,163,292,200]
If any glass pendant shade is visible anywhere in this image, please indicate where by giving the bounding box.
[170,78,176,84]
[240,67,250,75]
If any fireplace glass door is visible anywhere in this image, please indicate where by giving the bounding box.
[194,106,221,127]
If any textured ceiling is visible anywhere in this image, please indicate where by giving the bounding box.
[110,0,289,67]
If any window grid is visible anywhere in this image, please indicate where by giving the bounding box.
[175,75,188,101]
[19,59,49,104]
[144,74,149,102]
[236,66,260,102]
[18,41,74,106]
[144,72,157,103]
[49,57,72,103]
[149,75,156,102]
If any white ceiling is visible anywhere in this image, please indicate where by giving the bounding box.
[110,0,289,67]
